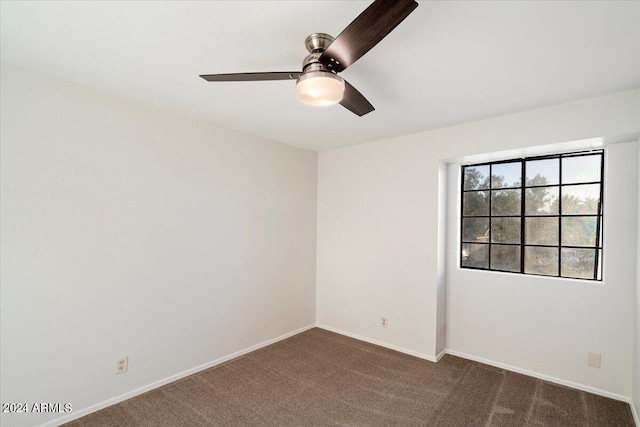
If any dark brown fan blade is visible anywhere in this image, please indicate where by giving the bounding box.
[319,0,418,73]
[200,72,302,82]
[340,80,374,116]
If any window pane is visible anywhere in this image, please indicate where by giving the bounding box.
[460,150,603,281]
[561,248,596,279]
[491,218,520,244]
[462,243,488,268]
[464,165,490,190]
[491,162,521,189]
[525,217,559,245]
[561,217,598,247]
[491,189,521,215]
[490,245,521,272]
[525,186,559,215]
[561,184,600,215]
[462,218,489,242]
[525,247,559,276]
[463,191,489,216]
[562,154,601,184]
[526,158,559,186]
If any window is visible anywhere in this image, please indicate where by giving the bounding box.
[460,150,604,280]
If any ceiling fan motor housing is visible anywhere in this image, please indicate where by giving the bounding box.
[301,33,338,76]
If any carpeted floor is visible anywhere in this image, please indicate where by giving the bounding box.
[64,328,634,426]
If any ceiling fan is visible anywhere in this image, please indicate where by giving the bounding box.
[199,0,419,116]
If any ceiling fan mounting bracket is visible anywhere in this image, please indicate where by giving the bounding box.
[304,33,335,53]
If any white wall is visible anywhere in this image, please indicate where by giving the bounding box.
[446,140,637,398]
[317,89,640,395]
[317,142,440,358]
[0,64,317,427]
[2,60,638,427]
[634,140,640,420]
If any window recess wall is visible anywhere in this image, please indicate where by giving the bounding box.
[447,141,636,399]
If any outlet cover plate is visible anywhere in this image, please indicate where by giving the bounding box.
[116,357,128,374]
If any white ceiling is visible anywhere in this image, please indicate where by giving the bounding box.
[1,1,639,151]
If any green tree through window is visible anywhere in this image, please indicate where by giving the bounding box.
[460,150,604,280]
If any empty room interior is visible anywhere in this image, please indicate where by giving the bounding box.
[1,1,640,426]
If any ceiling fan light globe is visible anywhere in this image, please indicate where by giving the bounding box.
[296,72,345,106]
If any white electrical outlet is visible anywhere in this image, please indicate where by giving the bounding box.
[116,357,128,374]
[381,317,388,328]
[587,352,601,369]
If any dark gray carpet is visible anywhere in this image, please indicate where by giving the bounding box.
[64,328,634,426]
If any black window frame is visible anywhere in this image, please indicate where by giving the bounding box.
[460,149,604,281]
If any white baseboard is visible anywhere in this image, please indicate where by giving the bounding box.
[38,324,637,427]
[39,324,316,427]
[445,349,630,404]
[315,323,438,362]
[313,324,635,414]
[631,400,639,427]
